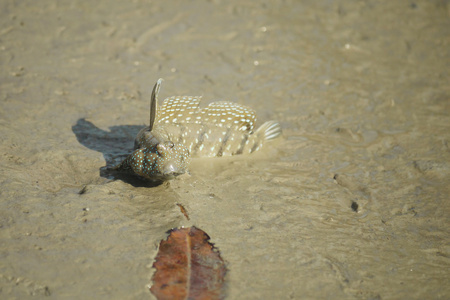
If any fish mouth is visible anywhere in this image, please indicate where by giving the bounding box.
[161,171,184,179]
[162,167,185,179]
[146,170,183,182]
[161,164,185,179]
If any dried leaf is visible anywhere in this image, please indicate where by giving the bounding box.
[150,227,227,300]
[176,203,190,220]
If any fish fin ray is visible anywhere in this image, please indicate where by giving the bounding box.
[200,101,256,132]
[255,121,282,140]
[156,96,203,124]
[157,98,256,133]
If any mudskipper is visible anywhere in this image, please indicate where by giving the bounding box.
[114,79,282,181]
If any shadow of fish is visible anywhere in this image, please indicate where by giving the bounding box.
[114,79,281,181]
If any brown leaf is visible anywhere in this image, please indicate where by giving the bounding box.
[150,227,227,300]
[176,203,190,220]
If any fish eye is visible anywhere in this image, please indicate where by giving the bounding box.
[166,141,174,148]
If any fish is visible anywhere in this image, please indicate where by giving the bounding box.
[114,79,281,181]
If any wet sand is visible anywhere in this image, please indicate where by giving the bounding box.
[0,1,449,299]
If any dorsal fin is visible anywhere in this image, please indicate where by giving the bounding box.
[149,78,163,131]
[157,97,256,133]
[156,95,202,125]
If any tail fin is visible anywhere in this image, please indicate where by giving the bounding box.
[255,121,282,141]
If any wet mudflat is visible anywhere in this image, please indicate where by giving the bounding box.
[0,1,449,299]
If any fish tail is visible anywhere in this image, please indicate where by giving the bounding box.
[255,121,282,141]
[243,121,281,154]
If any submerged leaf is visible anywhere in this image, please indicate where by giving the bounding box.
[150,227,227,300]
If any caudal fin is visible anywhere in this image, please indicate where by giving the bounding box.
[255,121,282,141]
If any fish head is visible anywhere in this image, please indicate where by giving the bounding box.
[115,141,190,181]
[153,141,190,179]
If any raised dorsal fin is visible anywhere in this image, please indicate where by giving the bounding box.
[149,78,163,131]
[157,97,256,133]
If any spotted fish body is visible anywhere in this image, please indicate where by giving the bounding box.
[115,141,189,180]
[115,79,281,181]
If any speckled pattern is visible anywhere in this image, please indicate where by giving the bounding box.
[115,79,281,181]
[118,141,189,180]
[152,97,281,157]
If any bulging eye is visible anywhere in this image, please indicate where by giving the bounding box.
[156,141,174,156]
[156,143,166,155]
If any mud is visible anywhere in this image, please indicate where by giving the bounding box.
[0,0,449,299]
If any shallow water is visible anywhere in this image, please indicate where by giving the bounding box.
[0,0,449,299]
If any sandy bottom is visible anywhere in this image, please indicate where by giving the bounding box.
[1,1,449,299]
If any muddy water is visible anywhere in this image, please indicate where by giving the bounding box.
[1,0,449,299]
